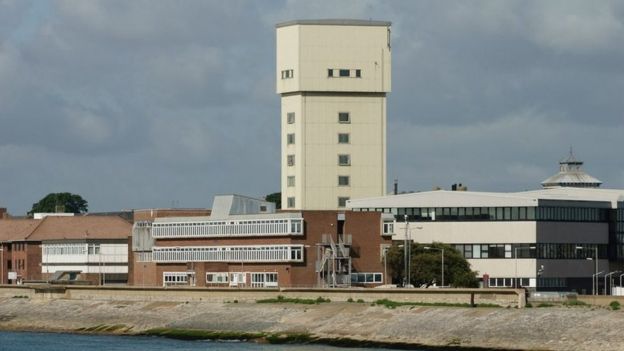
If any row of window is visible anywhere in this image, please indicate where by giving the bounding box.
[286,133,350,145]
[285,112,351,124]
[286,176,350,188]
[453,243,607,260]
[489,277,531,288]
[351,272,383,284]
[281,69,293,79]
[9,242,26,251]
[286,197,350,208]
[354,206,608,222]
[43,244,100,256]
[151,218,304,238]
[153,245,304,263]
[287,154,351,167]
[328,68,361,78]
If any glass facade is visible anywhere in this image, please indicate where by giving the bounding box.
[453,243,607,260]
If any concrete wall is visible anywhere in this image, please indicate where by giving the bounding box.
[0,285,524,308]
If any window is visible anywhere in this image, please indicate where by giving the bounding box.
[351,273,383,284]
[338,197,350,208]
[290,219,303,234]
[338,176,350,186]
[281,69,293,79]
[338,112,350,123]
[383,221,394,235]
[338,133,349,144]
[206,272,229,284]
[287,112,295,124]
[287,154,295,166]
[287,197,295,208]
[338,154,351,166]
[355,69,361,78]
[328,69,334,77]
[287,133,295,145]
[339,69,350,77]
[287,176,295,187]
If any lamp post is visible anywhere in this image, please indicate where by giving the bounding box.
[514,245,536,289]
[0,247,3,285]
[619,272,624,290]
[403,215,410,287]
[382,246,388,285]
[423,246,444,287]
[576,246,599,295]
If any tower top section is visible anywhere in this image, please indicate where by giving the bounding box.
[541,150,602,188]
[276,19,391,95]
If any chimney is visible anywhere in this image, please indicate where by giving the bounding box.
[393,178,398,195]
[0,208,6,219]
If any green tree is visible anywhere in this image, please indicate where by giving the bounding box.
[386,242,478,288]
[29,192,89,215]
[265,192,281,209]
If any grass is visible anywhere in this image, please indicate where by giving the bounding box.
[256,295,331,305]
[142,328,265,341]
[562,300,589,307]
[373,298,500,309]
[610,301,621,310]
[536,303,555,308]
[77,324,130,333]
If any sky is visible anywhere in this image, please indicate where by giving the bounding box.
[1,0,623,215]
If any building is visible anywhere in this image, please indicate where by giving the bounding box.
[276,19,391,210]
[348,187,624,293]
[129,195,391,288]
[132,208,211,222]
[0,215,131,284]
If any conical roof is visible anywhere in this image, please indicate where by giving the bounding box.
[541,150,602,188]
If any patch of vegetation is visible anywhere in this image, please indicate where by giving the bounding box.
[610,301,621,311]
[356,299,365,303]
[11,295,29,299]
[347,297,354,303]
[525,303,533,308]
[142,328,264,341]
[265,333,313,344]
[256,295,331,305]
[562,300,589,307]
[373,298,500,309]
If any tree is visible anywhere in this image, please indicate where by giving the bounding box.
[265,192,281,210]
[386,242,478,288]
[29,192,89,215]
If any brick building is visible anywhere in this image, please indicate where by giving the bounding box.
[0,215,131,284]
[129,195,392,288]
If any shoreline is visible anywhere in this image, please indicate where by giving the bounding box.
[1,295,624,350]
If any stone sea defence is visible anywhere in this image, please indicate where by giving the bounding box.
[1,286,624,350]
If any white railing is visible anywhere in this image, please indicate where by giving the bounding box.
[153,245,304,263]
[151,218,304,239]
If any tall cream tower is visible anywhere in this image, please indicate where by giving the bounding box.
[276,19,391,210]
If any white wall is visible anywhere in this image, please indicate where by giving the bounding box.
[394,221,538,243]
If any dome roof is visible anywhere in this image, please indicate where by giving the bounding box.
[541,151,602,188]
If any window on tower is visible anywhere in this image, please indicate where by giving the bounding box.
[338,112,350,124]
[287,112,295,124]
[338,133,350,144]
[338,197,350,208]
[287,155,295,166]
[287,197,295,208]
[287,133,295,145]
[281,69,294,79]
[338,154,351,166]
[287,176,295,187]
[338,176,350,186]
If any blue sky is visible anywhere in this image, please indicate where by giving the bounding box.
[1,0,623,214]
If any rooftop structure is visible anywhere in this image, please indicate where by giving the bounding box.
[541,151,602,188]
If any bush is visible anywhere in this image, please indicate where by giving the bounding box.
[347,298,354,303]
[357,299,365,303]
[610,301,620,310]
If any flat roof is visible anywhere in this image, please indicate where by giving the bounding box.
[276,19,391,28]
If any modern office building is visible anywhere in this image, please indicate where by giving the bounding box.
[276,19,391,210]
[129,194,391,288]
[348,186,624,293]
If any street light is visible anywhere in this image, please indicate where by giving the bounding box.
[514,245,536,289]
[423,246,444,287]
[576,245,599,295]
[619,272,624,291]
[604,271,621,296]
[403,215,410,288]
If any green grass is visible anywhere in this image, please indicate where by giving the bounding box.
[142,328,265,341]
[373,298,500,309]
[562,300,589,307]
[256,295,330,305]
[610,301,621,310]
[536,303,555,308]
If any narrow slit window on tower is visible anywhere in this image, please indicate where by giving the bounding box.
[339,69,350,77]
[287,176,295,187]
[287,133,295,145]
[287,112,295,124]
[338,197,350,208]
[287,197,295,208]
[355,69,361,78]
[328,69,334,77]
[287,155,295,166]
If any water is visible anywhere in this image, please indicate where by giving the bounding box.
[0,331,399,351]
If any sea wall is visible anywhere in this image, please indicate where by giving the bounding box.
[2,285,624,350]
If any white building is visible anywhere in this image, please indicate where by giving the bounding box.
[276,19,391,210]
[348,187,624,293]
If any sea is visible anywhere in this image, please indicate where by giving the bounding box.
[0,331,401,351]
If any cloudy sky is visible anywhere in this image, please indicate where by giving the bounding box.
[1,1,623,214]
